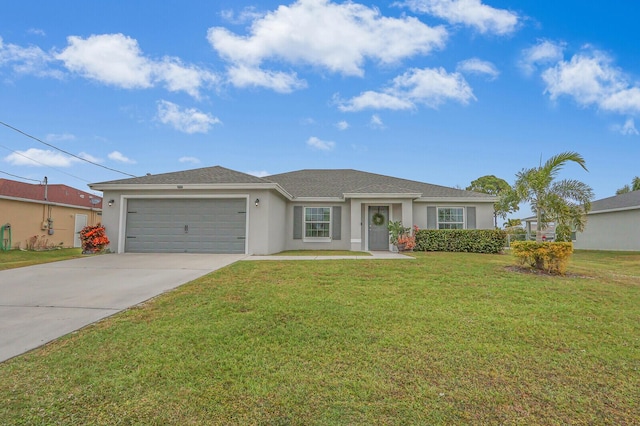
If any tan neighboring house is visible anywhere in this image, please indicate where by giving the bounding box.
[0,178,102,250]
[90,166,496,255]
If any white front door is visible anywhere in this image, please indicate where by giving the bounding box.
[74,214,88,248]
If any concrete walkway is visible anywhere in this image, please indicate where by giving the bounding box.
[0,253,244,363]
[244,251,414,261]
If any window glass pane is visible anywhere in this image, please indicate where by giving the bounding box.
[437,207,464,229]
[304,207,331,238]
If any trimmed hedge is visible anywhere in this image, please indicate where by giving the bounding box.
[511,241,573,275]
[414,229,507,254]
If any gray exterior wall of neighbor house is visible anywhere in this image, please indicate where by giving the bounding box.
[574,209,640,251]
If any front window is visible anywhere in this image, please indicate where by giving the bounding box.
[305,207,331,238]
[438,207,464,229]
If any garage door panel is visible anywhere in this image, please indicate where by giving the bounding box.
[125,198,247,253]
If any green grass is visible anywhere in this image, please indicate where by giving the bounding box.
[0,248,84,271]
[273,250,371,256]
[0,251,638,424]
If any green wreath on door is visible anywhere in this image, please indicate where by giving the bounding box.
[372,212,385,226]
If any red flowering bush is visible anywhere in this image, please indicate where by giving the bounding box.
[389,222,418,251]
[80,224,110,253]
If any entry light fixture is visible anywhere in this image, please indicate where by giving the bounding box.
[255,198,260,207]
[108,199,115,207]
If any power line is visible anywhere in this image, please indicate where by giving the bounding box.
[0,142,91,183]
[0,120,137,178]
[0,170,42,183]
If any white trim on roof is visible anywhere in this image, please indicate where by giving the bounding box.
[290,197,345,202]
[588,205,640,214]
[89,182,294,200]
[343,192,422,199]
[416,196,497,203]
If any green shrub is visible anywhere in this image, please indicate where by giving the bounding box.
[414,229,506,254]
[511,241,573,275]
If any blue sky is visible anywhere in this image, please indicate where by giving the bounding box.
[1,0,639,220]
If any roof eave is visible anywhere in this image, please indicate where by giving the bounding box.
[290,196,345,202]
[416,196,497,203]
[343,192,423,199]
[88,182,293,199]
[588,205,640,215]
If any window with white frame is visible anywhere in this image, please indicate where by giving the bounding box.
[438,207,464,229]
[305,207,331,238]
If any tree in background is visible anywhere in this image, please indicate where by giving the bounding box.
[616,176,640,195]
[514,152,593,242]
[466,175,519,228]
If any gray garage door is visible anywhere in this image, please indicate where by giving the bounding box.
[125,198,247,253]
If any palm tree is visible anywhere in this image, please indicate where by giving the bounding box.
[615,176,640,195]
[514,152,594,242]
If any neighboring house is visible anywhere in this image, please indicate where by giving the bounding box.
[89,166,496,255]
[0,178,102,249]
[574,191,640,251]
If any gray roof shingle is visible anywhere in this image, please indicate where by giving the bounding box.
[92,166,268,185]
[590,190,640,212]
[91,166,494,200]
[265,169,492,199]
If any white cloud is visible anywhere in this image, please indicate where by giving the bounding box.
[541,48,640,114]
[400,0,519,35]
[208,0,447,92]
[45,133,76,142]
[57,34,153,89]
[370,114,385,129]
[600,88,640,115]
[247,170,270,177]
[78,152,102,163]
[108,151,136,164]
[179,156,201,164]
[613,118,639,136]
[338,67,475,111]
[337,91,414,112]
[0,36,62,78]
[157,100,222,134]
[220,7,265,24]
[306,136,335,151]
[226,64,306,93]
[336,120,349,130]
[456,58,499,80]
[4,148,79,167]
[520,40,565,75]
[55,34,217,97]
[27,28,46,36]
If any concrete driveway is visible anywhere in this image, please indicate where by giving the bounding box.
[0,253,245,363]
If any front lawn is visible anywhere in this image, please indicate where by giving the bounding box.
[0,251,638,424]
[0,248,84,271]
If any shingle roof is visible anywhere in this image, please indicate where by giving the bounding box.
[265,169,492,199]
[590,190,640,212]
[0,179,102,208]
[90,166,494,200]
[91,165,268,185]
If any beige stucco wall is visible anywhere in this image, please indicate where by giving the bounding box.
[0,198,101,249]
[574,209,640,251]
